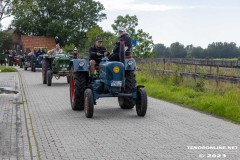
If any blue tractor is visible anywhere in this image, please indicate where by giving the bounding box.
[69,41,147,118]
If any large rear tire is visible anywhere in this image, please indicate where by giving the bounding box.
[70,68,88,111]
[42,59,47,84]
[136,87,147,117]
[118,71,136,109]
[33,63,36,72]
[84,89,94,118]
[47,70,52,86]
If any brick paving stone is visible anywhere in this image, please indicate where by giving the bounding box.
[0,72,31,160]
[15,69,240,160]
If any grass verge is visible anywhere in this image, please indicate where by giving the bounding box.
[0,66,17,72]
[136,72,240,124]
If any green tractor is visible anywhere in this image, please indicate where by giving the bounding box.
[42,53,72,86]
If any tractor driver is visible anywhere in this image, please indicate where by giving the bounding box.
[108,27,132,61]
[89,38,107,75]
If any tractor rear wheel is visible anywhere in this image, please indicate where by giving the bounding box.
[33,63,36,72]
[118,71,136,109]
[70,67,88,111]
[47,70,52,86]
[42,60,47,84]
[84,89,94,118]
[136,87,147,117]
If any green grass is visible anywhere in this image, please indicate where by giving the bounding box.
[0,66,17,72]
[137,72,240,124]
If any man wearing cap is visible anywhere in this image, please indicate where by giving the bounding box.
[73,47,78,59]
[109,27,132,61]
[89,38,107,75]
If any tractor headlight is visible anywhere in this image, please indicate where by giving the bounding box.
[127,60,133,66]
[79,61,85,67]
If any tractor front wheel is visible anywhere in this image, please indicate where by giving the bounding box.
[20,59,23,68]
[42,60,47,84]
[69,68,88,111]
[84,89,94,118]
[136,87,147,117]
[47,70,52,86]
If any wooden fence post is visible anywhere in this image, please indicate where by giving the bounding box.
[216,66,219,88]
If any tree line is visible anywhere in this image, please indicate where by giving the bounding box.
[0,0,153,58]
[153,42,240,59]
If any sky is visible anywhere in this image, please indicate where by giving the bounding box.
[97,0,240,48]
[2,0,240,48]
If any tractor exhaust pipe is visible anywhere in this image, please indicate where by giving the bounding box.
[119,40,125,65]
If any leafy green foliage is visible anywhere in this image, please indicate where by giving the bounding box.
[62,44,76,53]
[0,31,12,51]
[206,42,240,58]
[111,15,154,58]
[133,29,154,58]
[83,26,117,55]
[153,42,240,59]
[111,14,138,34]
[0,0,13,24]
[170,42,187,58]
[153,43,167,58]
[11,0,106,47]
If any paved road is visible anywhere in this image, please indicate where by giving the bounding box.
[17,69,240,160]
[0,72,31,160]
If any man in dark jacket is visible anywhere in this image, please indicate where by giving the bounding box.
[109,27,132,61]
[89,38,107,75]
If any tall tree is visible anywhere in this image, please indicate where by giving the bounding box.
[83,26,117,55]
[170,42,187,58]
[0,31,12,51]
[153,43,166,58]
[11,0,106,47]
[111,14,138,34]
[112,14,154,58]
[133,29,154,58]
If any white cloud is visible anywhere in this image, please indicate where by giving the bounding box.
[98,0,195,12]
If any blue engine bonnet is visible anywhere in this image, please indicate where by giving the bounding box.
[99,61,124,93]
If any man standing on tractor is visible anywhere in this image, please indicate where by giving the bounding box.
[89,38,107,75]
[54,44,63,55]
[73,47,78,59]
[109,27,132,61]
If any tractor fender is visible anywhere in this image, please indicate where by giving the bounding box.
[72,59,88,72]
[125,58,136,71]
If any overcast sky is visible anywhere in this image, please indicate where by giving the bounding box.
[2,0,240,48]
[97,0,240,48]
